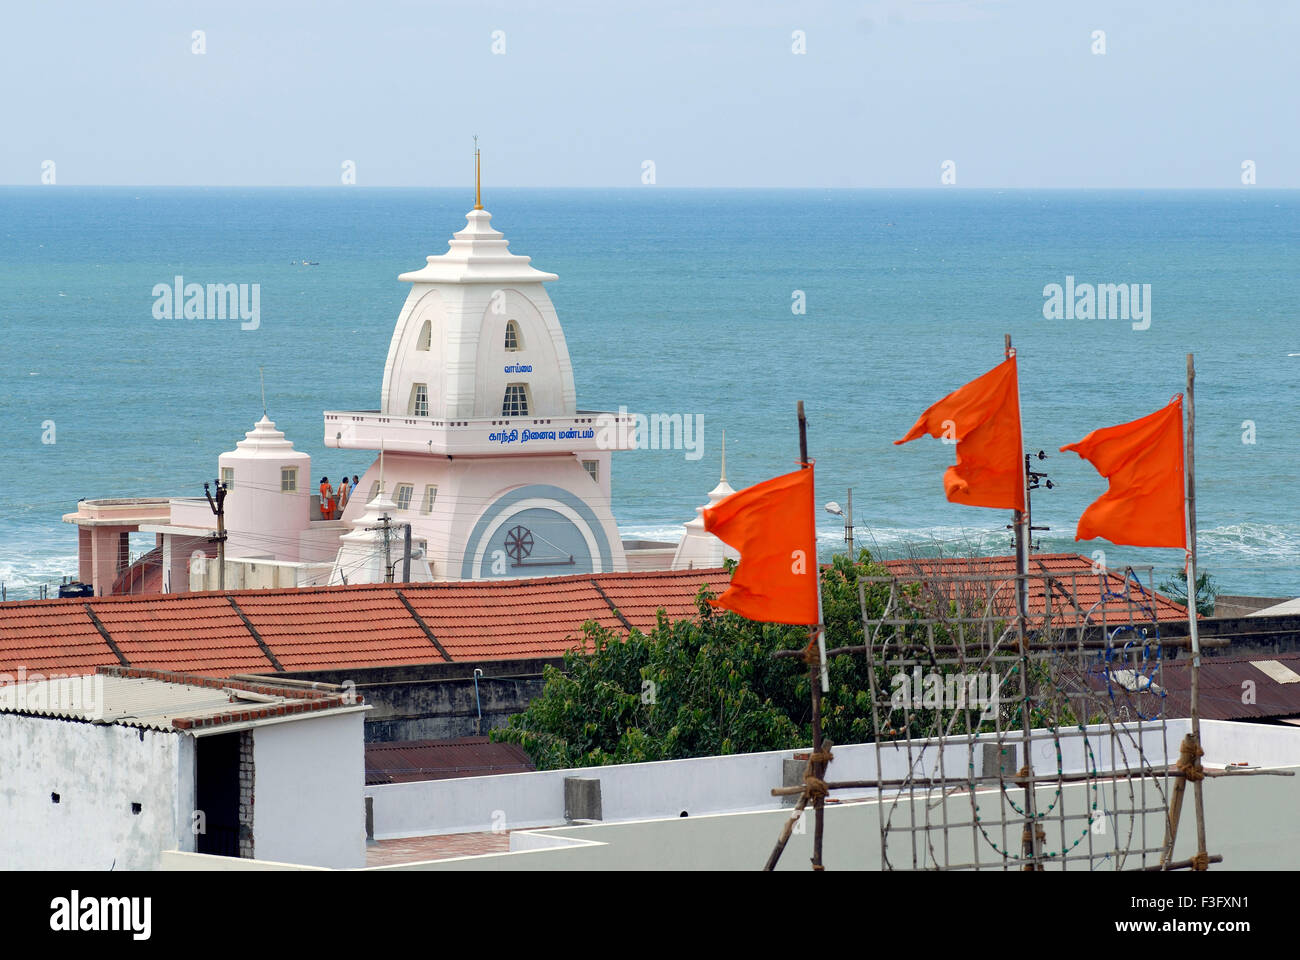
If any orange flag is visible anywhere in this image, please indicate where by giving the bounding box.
[894,354,1025,511]
[1059,396,1187,549]
[703,465,819,626]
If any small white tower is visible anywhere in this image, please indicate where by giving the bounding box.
[671,432,740,570]
[330,445,433,585]
[218,416,311,561]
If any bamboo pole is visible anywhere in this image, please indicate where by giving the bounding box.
[1184,353,1210,868]
[762,403,833,871]
[764,790,811,871]
[1142,854,1223,872]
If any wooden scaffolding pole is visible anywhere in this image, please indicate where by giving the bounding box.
[763,401,832,871]
[1161,353,1211,870]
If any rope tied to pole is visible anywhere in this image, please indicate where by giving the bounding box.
[1191,851,1210,871]
[801,637,821,667]
[803,774,830,801]
[1176,734,1205,783]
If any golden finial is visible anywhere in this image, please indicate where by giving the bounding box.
[473,135,482,210]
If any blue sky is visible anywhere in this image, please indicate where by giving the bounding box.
[2,0,1296,187]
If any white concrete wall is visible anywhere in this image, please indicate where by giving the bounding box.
[190,556,335,592]
[0,715,192,870]
[367,720,1193,840]
[251,712,366,869]
[376,762,1300,871]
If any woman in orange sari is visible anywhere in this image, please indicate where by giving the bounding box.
[319,477,336,520]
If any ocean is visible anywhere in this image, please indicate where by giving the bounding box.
[1,187,1297,601]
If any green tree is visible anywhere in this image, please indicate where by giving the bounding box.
[1159,566,1217,617]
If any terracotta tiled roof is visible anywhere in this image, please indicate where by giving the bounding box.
[0,569,730,678]
[0,600,120,676]
[233,589,445,671]
[400,577,616,661]
[0,557,1182,680]
[92,595,272,674]
[879,552,1189,624]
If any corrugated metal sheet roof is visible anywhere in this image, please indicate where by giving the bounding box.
[1085,653,1300,722]
[364,737,534,785]
[0,668,363,732]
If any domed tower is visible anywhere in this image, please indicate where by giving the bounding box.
[324,148,633,582]
[218,416,312,561]
[672,432,740,570]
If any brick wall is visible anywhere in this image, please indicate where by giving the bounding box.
[238,730,255,858]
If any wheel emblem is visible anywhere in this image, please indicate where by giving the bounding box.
[504,525,534,563]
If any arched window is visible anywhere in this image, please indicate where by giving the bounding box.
[502,383,529,417]
[410,383,429,417]
[417,319,432,351]
[504,320,522,351]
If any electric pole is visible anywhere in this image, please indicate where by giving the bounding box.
[402,523,412,583]
[382,513,393,583]
[204,480,228,591]
[367,513,394,583]
[1024,451,1054,552]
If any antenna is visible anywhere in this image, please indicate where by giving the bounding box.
[259,366,267,418]
[720,429,727,483]
[379,436,385,494]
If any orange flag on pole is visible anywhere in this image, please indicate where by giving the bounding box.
[1059,395,1187,549]
[703,465,819,626]
[894,354,1026,511]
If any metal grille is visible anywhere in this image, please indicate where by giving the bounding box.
[859,565,1173,871]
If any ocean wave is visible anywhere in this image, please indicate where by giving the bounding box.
[0,553,80,599]
[3,519,1297,601]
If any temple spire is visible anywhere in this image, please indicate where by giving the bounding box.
[473,136,483,210]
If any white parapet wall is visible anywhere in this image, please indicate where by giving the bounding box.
[368,719,1199,840]
[373,762,1300,871]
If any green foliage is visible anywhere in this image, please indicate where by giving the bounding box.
[1159,566,1217,617]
